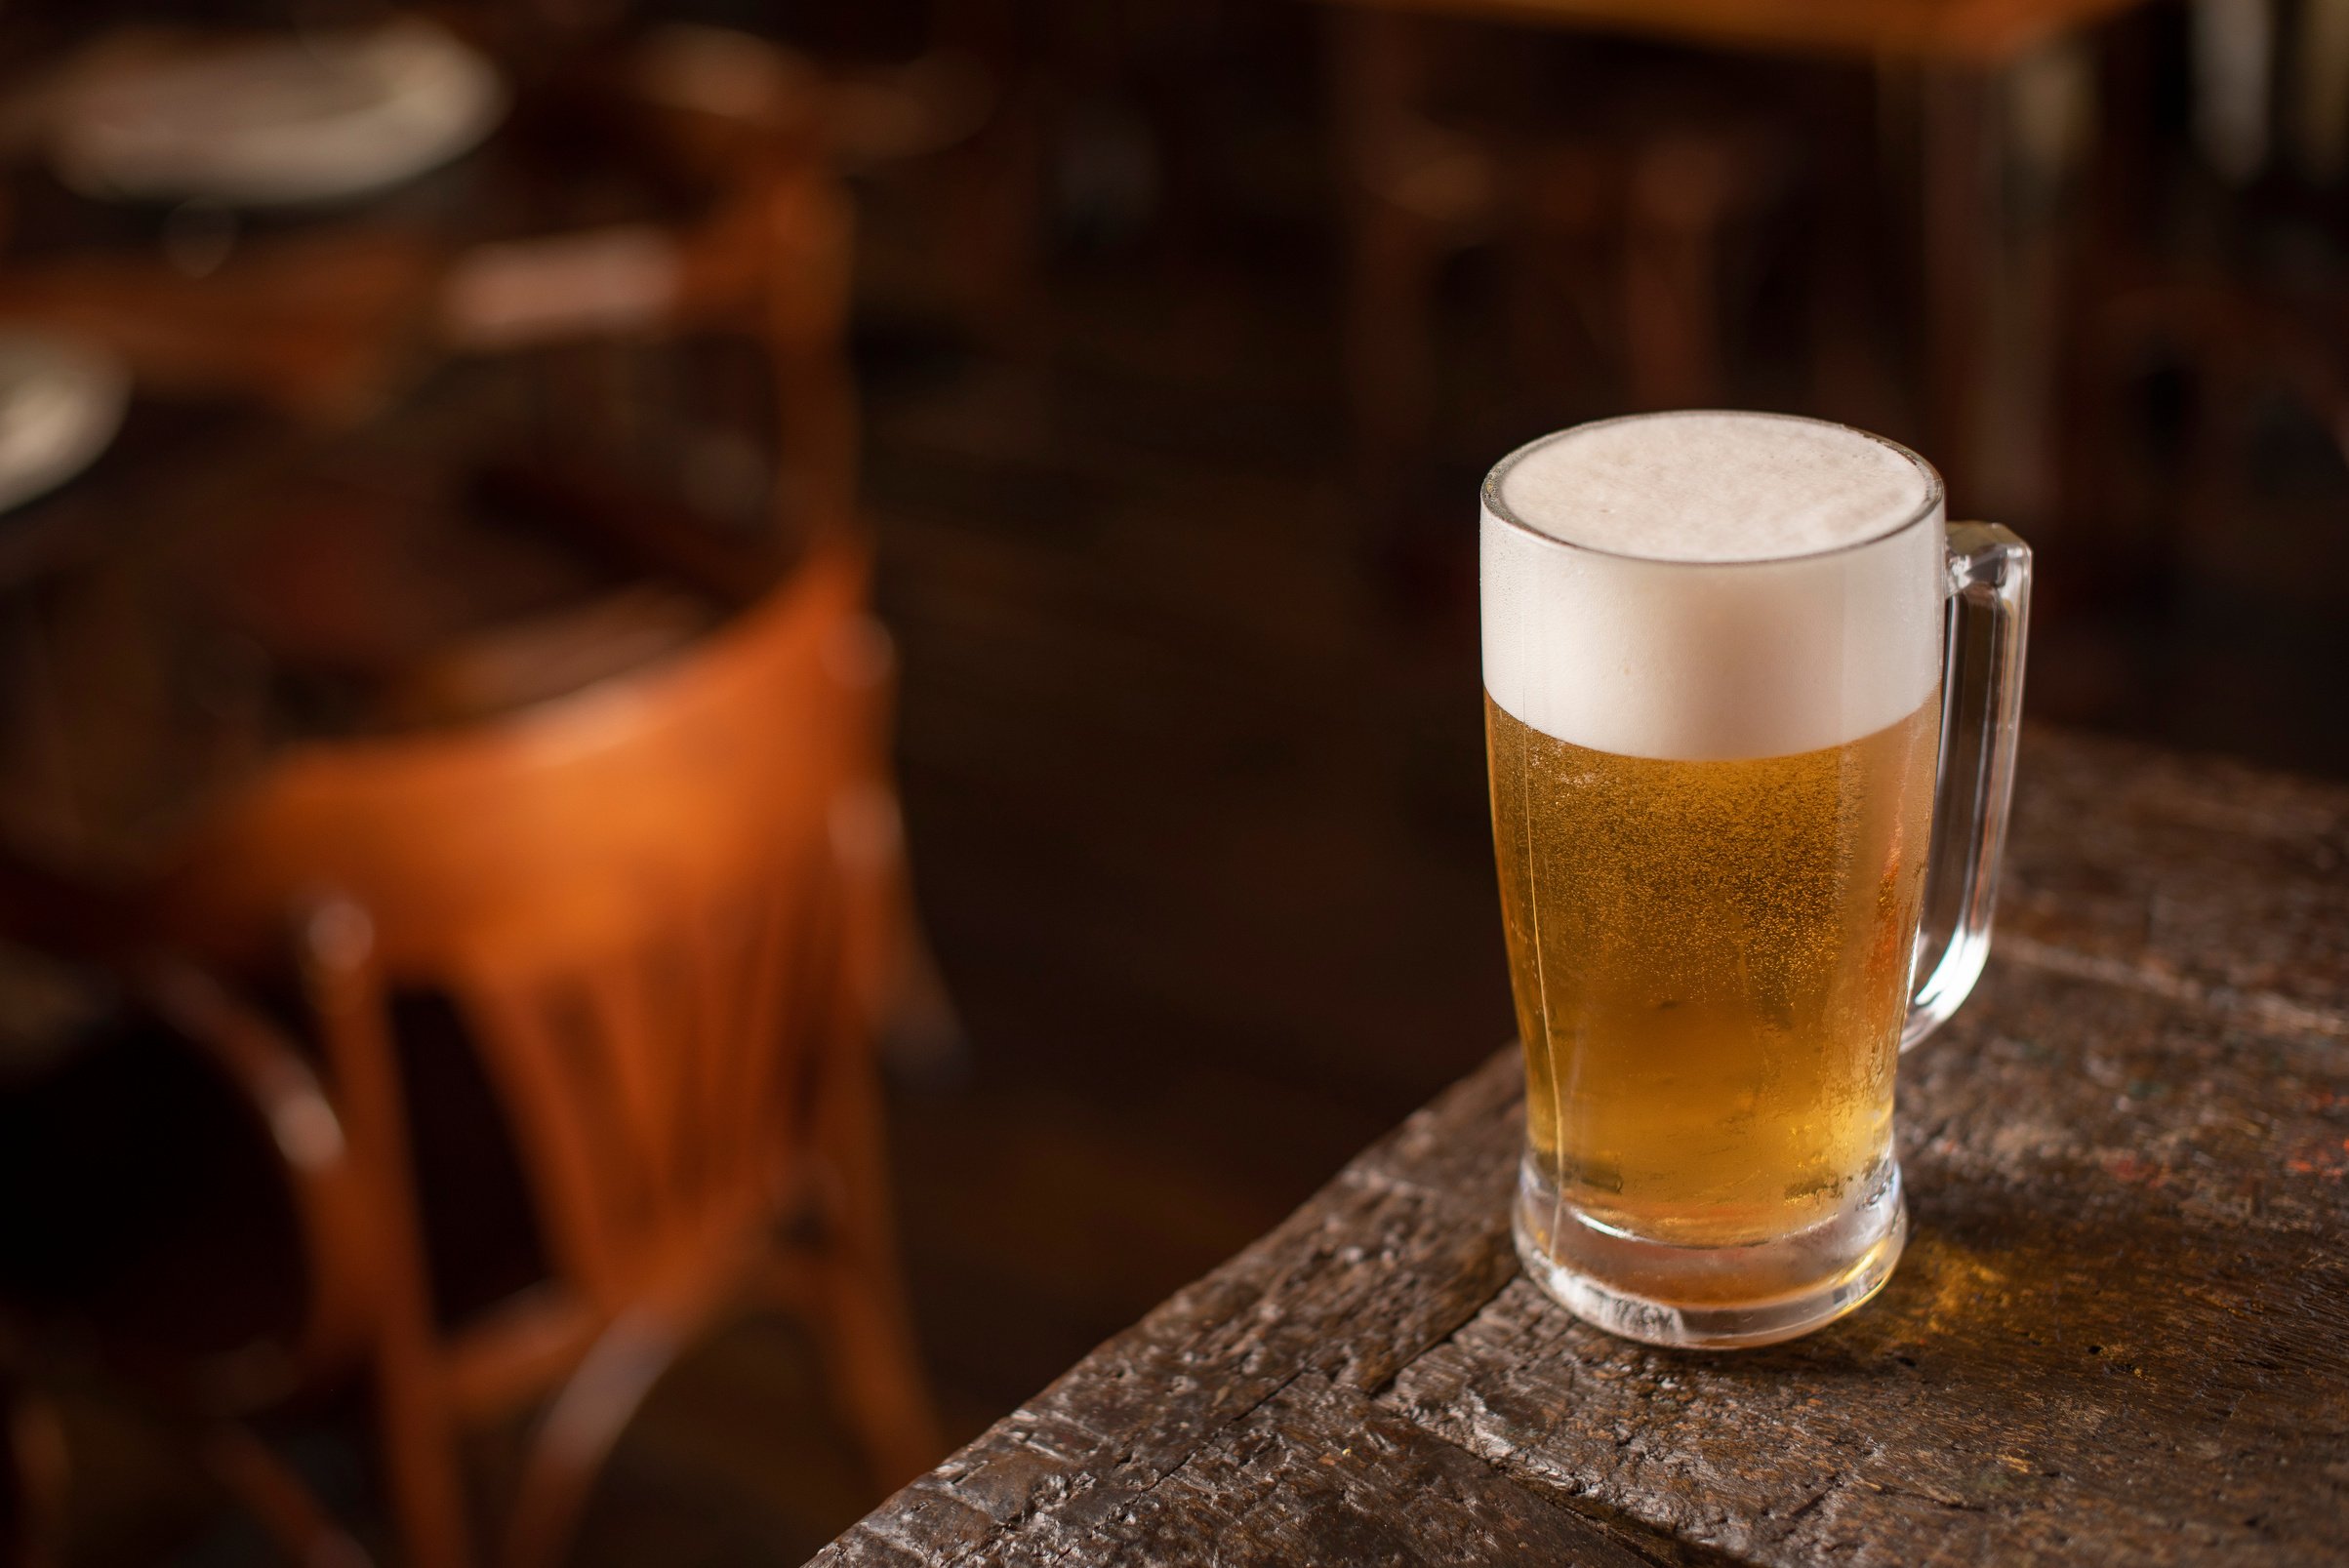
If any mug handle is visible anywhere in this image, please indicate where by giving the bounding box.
[1904,521,2033,1051]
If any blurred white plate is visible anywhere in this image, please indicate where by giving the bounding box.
[0,332,129,516]
[46,17,506,208]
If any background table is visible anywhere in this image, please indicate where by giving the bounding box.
[1333,0,2143,60]
[1325,0,2147,524]
[815,726,2349,1566]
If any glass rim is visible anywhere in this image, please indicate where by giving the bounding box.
[1479,410,1948,569]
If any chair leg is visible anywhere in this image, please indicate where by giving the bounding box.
[498,1307,693,1568]
[1344,191,1441,516]
[809,1049,942,1491]
[876,908,967,1089]
[1623,136,1731,411]
[203,1424,374,1568]
[6,1384,66,1568]
[300,903,474,1568]
[376,1364,472,1568]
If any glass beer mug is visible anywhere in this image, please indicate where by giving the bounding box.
[1481,412,2029,1348]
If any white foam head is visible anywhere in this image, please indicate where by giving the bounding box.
[1481,412,1944,760]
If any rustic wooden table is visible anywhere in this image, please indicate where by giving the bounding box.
[816,727,2349,1566]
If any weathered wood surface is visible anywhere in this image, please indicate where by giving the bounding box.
[815,729,2349,1567]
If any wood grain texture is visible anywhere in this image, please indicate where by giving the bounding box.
[817,730,2349,1566]
[1390,965,2349,1566]
[811,1061,1569,1567]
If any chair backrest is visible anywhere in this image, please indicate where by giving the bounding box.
[157,543,896,1319]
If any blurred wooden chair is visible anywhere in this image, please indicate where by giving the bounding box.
[1329,13,1789,524]
[0,20,873,904]
[2052,3,2349,595]
[150,539,940,1568]
[2072,273,2349,529]
[0,1343,65,1568]
[631,6,1037,355]
[0,22,858,730]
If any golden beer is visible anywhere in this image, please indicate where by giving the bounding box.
[1487,694,1940,1254]
[1478,410,2040,1347]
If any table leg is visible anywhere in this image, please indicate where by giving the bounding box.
[1922,48,2090,527]
[1922,65,1993,510]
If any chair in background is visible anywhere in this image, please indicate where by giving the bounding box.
[0,1341,65,1568]
[153,539,939,1568]
[2040,0,2349,753]
[395,33,863,726]
[0,862,375,1563]
[738,0,1041,358]
[0,20,859,741]
[0,25,952,1560]
[1327,11,1791,535]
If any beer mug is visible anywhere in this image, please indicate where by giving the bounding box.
[1482,412,2029,1348]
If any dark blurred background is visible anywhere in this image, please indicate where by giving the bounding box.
[0,0,2341,1563]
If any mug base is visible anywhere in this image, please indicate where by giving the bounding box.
[1513,1161,1908,1349]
